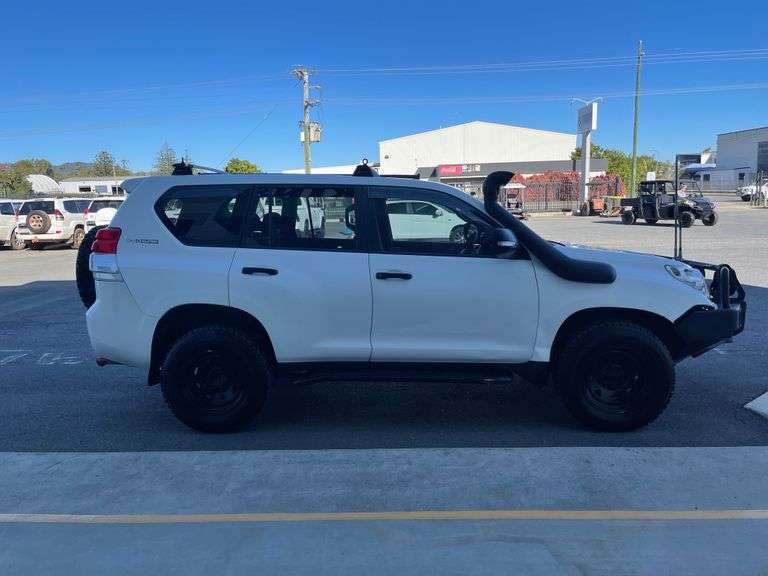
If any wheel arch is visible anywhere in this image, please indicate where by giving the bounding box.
[148,304,277,385]
[549,307,685,366]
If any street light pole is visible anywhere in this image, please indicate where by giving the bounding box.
[629,40,645,197]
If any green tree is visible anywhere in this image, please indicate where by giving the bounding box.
[13,158,54,178]
[572,144,673,191]
[153,143,178,176]
[0,166,30,197]
[89,150,131,177]
[225,157,262,173]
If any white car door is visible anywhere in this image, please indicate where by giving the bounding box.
[369,186,539,363]
[0,202,14,241]
[230,185,372,363]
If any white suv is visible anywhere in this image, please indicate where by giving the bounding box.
[86,169,746,432]
[0,200,25,250]
[84,196,125,233]
[16,198,90,249]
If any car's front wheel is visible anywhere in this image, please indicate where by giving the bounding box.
[161,326,270,433]
[555,321,674,431]
[702,212,718,226]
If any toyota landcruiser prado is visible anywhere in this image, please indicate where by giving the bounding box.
[85,169,746,432]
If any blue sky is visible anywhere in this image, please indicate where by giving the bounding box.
[2,0,767,172]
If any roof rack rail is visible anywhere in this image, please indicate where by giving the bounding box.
[171,161,225,175]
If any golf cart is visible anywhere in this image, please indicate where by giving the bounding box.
[620,179,717,227]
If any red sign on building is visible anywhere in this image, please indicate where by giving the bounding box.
[438,164,464,176]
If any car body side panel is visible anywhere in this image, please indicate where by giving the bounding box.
[530,249,714,362]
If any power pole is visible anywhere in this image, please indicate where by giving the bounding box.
[292,67,321,174]
[629,40,644,197]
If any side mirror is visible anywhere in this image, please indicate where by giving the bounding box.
[344,205,356,232]
[489,227,518,257]
[432,208,443,219]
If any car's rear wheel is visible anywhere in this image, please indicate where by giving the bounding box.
[621,211,636,225]
[76,226,104,308]
[71,227,85,249]
[161,326,270,433]
[702,212,718,226]
[9,230,26,250]
[555,321,674,431]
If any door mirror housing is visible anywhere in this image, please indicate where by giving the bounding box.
[432,208,443,219]
[488,227,518,257]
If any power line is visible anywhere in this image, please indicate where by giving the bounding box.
[315,48,768,76]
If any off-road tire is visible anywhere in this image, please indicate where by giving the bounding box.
[621,211,636,225]
[679,211,695,228]
[9,230,26,250]
[76,226,104,308]
[702,212,718,226]
[161,326,270,433]
[27,210,51,234]
[71,227,85,249]
[554,321,674,431]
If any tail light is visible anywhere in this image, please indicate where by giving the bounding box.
[83,208,90,217]
[54,209,64,221]
[92,227,122,254]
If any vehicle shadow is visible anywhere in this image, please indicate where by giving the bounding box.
[0,279,766,452]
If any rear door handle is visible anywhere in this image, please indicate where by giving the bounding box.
[376,271,412,280]
[242,267,278,276]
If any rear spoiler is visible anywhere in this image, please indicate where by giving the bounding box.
[483,171,616,284]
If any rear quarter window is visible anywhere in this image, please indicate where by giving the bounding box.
[155,185,249,247]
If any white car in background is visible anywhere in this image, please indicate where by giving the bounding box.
[386,199,467,241]
[15,198,90,249]
[85,197,125,233]
[0,200,26,250]
[737,183,767,202]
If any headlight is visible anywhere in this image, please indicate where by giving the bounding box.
[665,264,707,294]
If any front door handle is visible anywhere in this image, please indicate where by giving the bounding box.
[376,271,412,280]
[242,267,278,276]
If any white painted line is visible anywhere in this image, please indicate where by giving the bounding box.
[745,392,768,420]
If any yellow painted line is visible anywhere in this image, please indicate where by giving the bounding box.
[2,509,768,524]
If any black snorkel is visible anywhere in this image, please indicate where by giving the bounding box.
[483,171,616,284]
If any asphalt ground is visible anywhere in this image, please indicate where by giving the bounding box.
[0,198,766,451]
[1,196,767,574]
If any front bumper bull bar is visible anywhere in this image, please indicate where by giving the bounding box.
[675,262,746,358]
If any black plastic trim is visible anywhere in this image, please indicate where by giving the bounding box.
[482,172,616,284]
[674,304,743,358]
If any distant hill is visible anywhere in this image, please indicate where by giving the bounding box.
[52,162,92,180]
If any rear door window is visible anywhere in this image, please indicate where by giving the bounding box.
[244,186,358,251]
[63,200,88,213]
[19,201,55,215]
[155,185,250,247]
[0,203,15,216]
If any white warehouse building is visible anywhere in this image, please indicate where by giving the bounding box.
[378,121,577,175]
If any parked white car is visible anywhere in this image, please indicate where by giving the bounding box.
[737,183,767,202]
[0,200,25,250]
[84,197,125,233]
[84,169,746,433]
[15,198,90,249]
[386,199,467,241]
